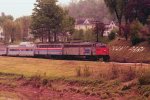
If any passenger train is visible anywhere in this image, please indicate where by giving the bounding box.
[0,42,110,61]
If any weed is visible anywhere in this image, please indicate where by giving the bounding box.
[42,78,49,86]
[83,66,91,77]
[113,80,120,86]
[139,85,150,97]
[121,85,131,91]
[108,64,120,79]
[75,67,81,77]
[120,67,136,82]
[139,71,150,85]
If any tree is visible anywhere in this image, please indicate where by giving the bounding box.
[94,22,105,42]
[125,0,150,24]
[3,19,16,43]
[67,0,113,22]
[15,16,31,41]
[0,13,13,26]
[31,0,66,42]
[104,0,127,35]
[62,11,75,35]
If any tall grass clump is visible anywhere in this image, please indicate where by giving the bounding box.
[75,66,92,77]
[120,66,137,82]
[139,71,150,85]
[76,67,81,77]
[104,64,137,82]
[83,66,91,77]
[108,64,120,79]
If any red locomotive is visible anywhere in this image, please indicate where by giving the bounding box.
[35,42,110,61]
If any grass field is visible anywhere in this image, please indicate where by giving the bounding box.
[0,56,149,79]
[0,56,150,99]
[0,56,110,78]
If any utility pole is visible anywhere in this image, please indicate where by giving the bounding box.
[94,21,100,42]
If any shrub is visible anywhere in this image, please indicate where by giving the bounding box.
[42,78,49,86]
[75,67,81,77]
[108,31,116,40]
[131,33,142,45]
[148,37,150,44]
[120,67,136,82]
[139,85,150,97]
[139,72,150,85]
[109,65,120,79]
[83,66,91,77]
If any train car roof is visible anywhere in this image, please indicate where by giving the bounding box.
[64,42,105,45]
[8,45,20,47]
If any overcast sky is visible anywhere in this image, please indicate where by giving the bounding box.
[0,0,70,18]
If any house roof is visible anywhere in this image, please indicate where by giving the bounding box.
[75,18,95,25]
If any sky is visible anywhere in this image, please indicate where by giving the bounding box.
[0,0,70,19]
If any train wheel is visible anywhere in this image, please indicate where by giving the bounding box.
[103,56,110,62]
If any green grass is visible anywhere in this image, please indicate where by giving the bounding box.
[0,57,106,78]
[0,56,149,80]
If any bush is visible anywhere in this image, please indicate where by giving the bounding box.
[108,65,120,79]
[139,72,150,85]
[139,85,150,97]
[120,67,136,82]
[108,31,116,40]
[148,37,150,44]
[131,33,142,45]
[83,66,91,77]
[75,66,92,77]
[75,67,81,77]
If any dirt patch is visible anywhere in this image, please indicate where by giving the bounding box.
[0,78,101,100]
[0,76,148,100]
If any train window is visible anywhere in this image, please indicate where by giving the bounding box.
[100,45,106,47]
[9,49,19,51]
[26,49,33,51]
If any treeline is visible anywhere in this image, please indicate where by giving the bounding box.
[104,0,150,45]
[0,13,31,43]
[1,0,150,45]
[67,0,113,22]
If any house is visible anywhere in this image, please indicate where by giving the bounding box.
[103,21,118,37]
[75,18,95,31]
[0,26,4,41]
[75,18,118,37]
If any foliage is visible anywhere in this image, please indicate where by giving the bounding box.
[84,29,96,42]
[67,0,112,21]
[125,0,150,24]
[104,0,127,35]
[130,33,142,45]
[72,29,96,42]
[0,12,14,26]
[31,0,75,42]
[139,71,150,85]
[15,16,31,41]
[72,29,84,41]
[62,11,75,34]
[94,22,105,42]
[3,19,17,43]
[130,20,144,45]
[148,37,150,44]
[75,67,81,77]
[83,66,91,77]
[139,85,150,98]
[108,31,116,40]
